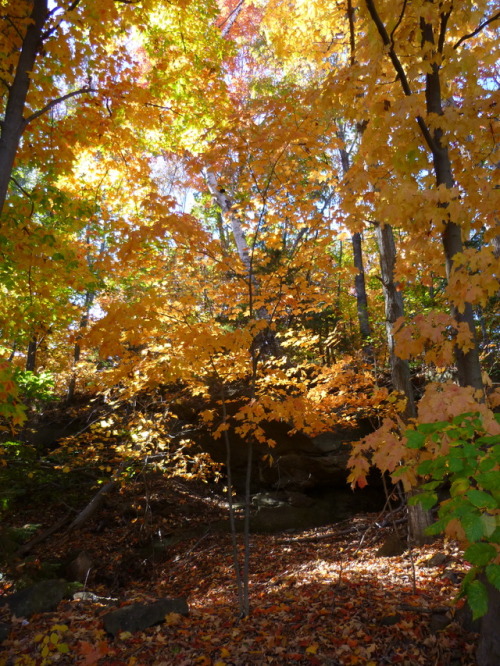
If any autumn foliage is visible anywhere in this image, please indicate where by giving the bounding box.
[0,0,499,654]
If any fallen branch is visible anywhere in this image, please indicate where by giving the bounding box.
[17,510,73,556]
[67,463,126,531]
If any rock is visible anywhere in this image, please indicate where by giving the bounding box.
[7,579,68,617]
[65,551,93,583]
[379,613,402,626]
[376,534,406,557]
[430,612,451,633]
[103,598,189,636]
[0,622,9,642]
[423,552,447,568]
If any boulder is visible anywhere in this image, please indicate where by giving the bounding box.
[103,598,189,636]
[376,534,406,557]
[65,551,93,583]
[7,579,68,617]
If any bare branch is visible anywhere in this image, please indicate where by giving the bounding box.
[389,0,408,48]
[23,85,95,125]
[454,11,500,49]
[219,0,246,38]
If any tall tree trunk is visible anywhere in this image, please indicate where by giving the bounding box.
[375,222,433,544]
[364,0,483,393]
[420,15,483,392]
[338,140,373,354]
[205,169,281,358]
[375,223,416,419]
[0,0,48,214]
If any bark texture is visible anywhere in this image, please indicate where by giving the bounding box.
[0,0,48,214]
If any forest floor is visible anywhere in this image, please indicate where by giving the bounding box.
[0,474,480,666]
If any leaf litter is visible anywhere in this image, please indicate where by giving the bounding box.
[0,478,478,665]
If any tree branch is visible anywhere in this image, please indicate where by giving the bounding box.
[454,11,500,49]
[363,0,437,153]
[389,0,408,48]
[23,85,95,125]
[219,0,246,38]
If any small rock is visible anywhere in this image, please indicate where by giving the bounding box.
[441,569,461,584]
[423,552,447,568]
[103,598,189,636]
[7,579,68,618]
[65,551,93,583]
[376,534,406,557]
[379,614,402,626]
[430,612,451,632]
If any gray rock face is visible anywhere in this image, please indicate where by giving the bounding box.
[196,419,371,492]
[103,598,189,636]
[7,579,68,617]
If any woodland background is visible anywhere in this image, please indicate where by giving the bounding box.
[0,1,499,664]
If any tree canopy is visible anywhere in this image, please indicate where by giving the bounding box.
[1,0,499,634]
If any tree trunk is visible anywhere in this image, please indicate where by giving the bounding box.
[352,231,372,343]
[363,0,484,392]
[476,576,500,666]
[375,223,432,545]
[338,141,373,354]
[0,0,48,214]
[67,290,95,402]
[375,223,416,419]
[420,15,483,393]
[26,336,37,373]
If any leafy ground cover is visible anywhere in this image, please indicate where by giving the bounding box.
[0,475,479,665]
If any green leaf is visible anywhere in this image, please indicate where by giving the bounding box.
[476,435,500,447]
[406,430,426,449]
[465,579,488,620]
[450,478,470,497]
[418,492,438,510]
[467,489,497,510]
[464,543,497,566]
[476,471,500,492]
[478,457,495,472]
[452,412,476,426]
[417,459,434,475]
[486,564,500,591]
[488,527,500,544]
[448,456,464,472]
[462,511,485,542]
[481,514,497,538]
[418,421,449,435]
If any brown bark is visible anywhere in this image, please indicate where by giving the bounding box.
[375,223,432,544]
[26,335,38,372]
[0,0,48,214]
[375,223,416,419]
[338,141,373,351]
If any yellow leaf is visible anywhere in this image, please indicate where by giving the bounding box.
[119,631,133,640]
[306,643,318,654]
